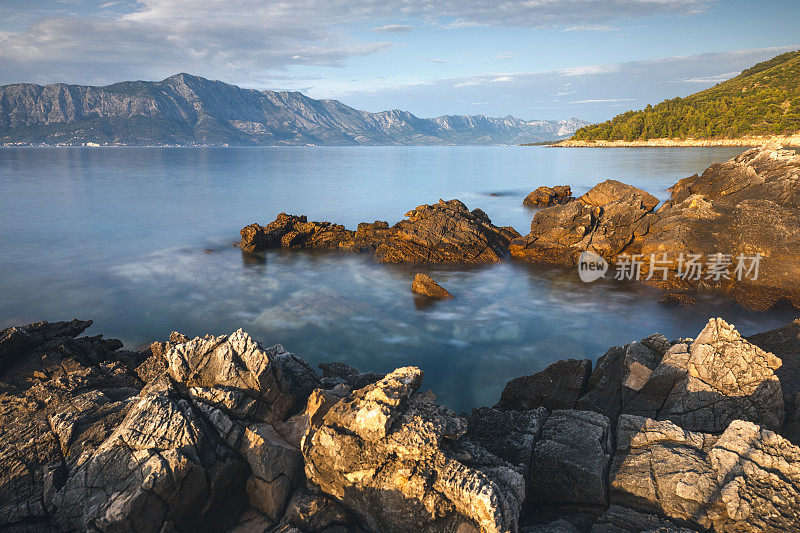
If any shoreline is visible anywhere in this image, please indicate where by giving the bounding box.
[550,134,800,148]
[2,316,799,531]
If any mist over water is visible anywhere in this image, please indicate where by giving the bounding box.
[2,145,793,411]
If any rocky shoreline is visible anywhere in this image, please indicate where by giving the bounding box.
[238,146,800,310]
[552,136,800,148]
[2,316,800,532]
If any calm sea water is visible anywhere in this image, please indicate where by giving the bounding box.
[1,146,795,411]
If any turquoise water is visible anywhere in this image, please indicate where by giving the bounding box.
[1,146,794,410]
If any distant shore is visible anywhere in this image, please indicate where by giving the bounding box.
[550,134,800,148]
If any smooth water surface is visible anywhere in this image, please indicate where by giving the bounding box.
[2,146,794,410]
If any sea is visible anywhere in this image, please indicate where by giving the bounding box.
[1,145,795,411]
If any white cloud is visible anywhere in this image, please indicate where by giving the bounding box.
[332,46,800,121]
[419,57,458,63]
[673,72,738,83]
[561,25,618,32]
[0,0,715,85]
[491,76,515,83]
[372,24,413,33]
[570,98,636,103]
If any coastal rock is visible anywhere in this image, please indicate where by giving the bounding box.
[508,148,800,308]
[412,273,453,299]
[495,359,592,411]
[318,361,384,390]
[523,185,573,207]
[509,181,659,265]
[576,336,666,421]
[164,330,316,422]
[239,213,359,253]
[51,382,250,532]
[610,415,800,531]
[302,367,525,533]
[239,199,520,264]
[467,407,548,479]
[591,505,696,532]
[528,409,612,512]
[0,320,142,529]
[579,180,658,212]
[639,148,800,308]
[652,318,783,433]
[375,199,520,264]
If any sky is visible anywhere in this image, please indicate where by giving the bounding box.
[0,0,798,122]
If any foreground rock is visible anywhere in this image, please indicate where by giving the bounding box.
[523,186,573,207]
[303,367,525,533]
[510,147,800,308]
[611,415,800,532]
[3,316,800,532]
[412,273,453,299]
[240,199,520,264]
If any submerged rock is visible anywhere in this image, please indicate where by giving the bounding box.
[412,272,453,299]
[523,186,574,207]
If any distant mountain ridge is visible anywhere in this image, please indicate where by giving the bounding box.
[571,50,800,142]
[0,73,588,146]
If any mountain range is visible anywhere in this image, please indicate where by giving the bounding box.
[0,73,588,146]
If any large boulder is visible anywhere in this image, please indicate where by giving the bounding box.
[51,382,250,532]
[509,181,659,265]
[375,199,520,264]
[610,415,800,532]
[528,410,612,512]
[164,330,320,423]
[523,186,574,207]
[495,359,592,411]
[623,318,784,433]
[467,407,548,480]
[412,273,454,299]
[302,367,525,533]
[576,335,668,421]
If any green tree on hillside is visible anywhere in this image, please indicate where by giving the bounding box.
[572,51,800,141]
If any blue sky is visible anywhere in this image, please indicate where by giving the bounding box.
[0,0,798,121]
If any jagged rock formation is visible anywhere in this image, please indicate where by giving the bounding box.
[510,179,660,265]
[239,199,521,264]
[611,416,800,532]
[495,359,592,411]
[510,147,800,309]
[411,273,453,299]
[303,368,525,533]
[523,186,574,207]
[2,316,800,532]
[0,74,588,146]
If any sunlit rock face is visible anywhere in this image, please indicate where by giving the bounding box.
[239,199,520,264]
[2,317,800,532]
[611,415,800,532]
[510,148,800,309]
[302,367,526,533]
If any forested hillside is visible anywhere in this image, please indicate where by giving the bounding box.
[572,51,800,141]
